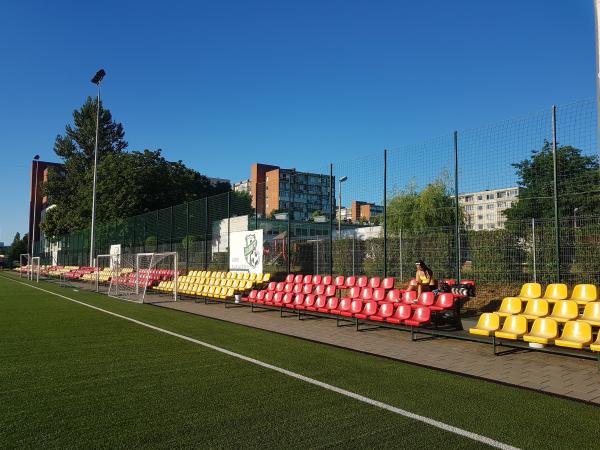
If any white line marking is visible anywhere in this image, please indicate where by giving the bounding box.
[4,276,519,450]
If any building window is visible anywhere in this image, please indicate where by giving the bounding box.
[497,191,506,199]
[486,194,494,200]
[487,204,494,210]
[477,215,483,220]
[477,205,483,211]
[478,224,484,230]
[477,195,483,201]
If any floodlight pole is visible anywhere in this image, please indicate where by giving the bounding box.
[595,0,600,170]
[90,70,105,267]
[31,155,40,261]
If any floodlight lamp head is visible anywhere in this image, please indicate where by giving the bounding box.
[339,176,348,183]
[33,155,40,160]
[91,69,106,85]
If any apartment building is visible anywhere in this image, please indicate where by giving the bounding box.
[458,187,519,230]
[249,163,334,221]
[351,200,384,222]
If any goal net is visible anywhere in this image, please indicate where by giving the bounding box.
[107,252,178,303]
[19,254,31,279]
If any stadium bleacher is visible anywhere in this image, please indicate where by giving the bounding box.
[470,282,600,355]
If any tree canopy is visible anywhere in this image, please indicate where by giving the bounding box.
[41,97,232,238]
[503,140,600,223]
[386,172,459,233]
[8,232,28,263]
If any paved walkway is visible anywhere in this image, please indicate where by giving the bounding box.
[154,299,600,405]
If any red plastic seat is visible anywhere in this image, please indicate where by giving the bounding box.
[354,301,378,319]
[267,282,277,291]
[325,285,336,297]
[331,298,352,315]
[335,276,346,288]
[266,292,283,306]
[341,299,363,317]
[314,284,325,295]
[276,292,293,307]
[343,286,362,301]
[291,284,302,294]
[292,294,306,309]
[370,303,395,321]
[313,275,322,285]
[386,304,412,324]
[405,306,431,327]
[361,287,374,301]
[244,290,258,302]
[460,280,476,286]
[306,294,327,311]
[256,291,268,304]
[413,292,435,309]
[444,279,456,285]
[322,275,332,285]
[303,275,313,284]
[276,282,285,292]
[320,297,338,313]
[369,277,381,288]
[285,283,295,294]
[281,292,295,308]
[372,288,386,303]
[385,289,402,304]
[345,276,357,288]
[430,293,455,311]
[303,284,313,295]
[300,294,316,310]
[402,290,417,304]
[382,277,395,290]
[285,274,294,283]
[294,274,303,284]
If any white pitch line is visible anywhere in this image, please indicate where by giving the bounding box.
[4,276,519,450]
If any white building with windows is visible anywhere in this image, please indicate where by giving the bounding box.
[458,187,519,230]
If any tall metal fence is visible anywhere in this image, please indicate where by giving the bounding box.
[36,99,600,309]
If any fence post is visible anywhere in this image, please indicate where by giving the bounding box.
[552,105,561,281]
[352,235,355,276]
[186,202,190,272]
[383,149,388,278]
[287,171,293,274]
[227,191,231,272]
[169,206,174,252]
[204,197,209,270]
[155,210,159,252]
[531,218,537,283]
[399,228,403,282]
[329,163,333,276]
[316,240,319,274]
[454,131,462,282]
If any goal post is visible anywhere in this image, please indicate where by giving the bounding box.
[19,254,31,279]
[31,257,40,282]
[141,252,178,303]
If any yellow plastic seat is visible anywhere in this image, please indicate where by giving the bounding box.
[226,279,233,287]
[226,272,233,279]
[523,318,559,345]
[242,272,249,280]
[541,283,568,304]
[244,280,253,290]
[263,273,271,282]
[579,302,600,327]
[518,282,541,301]
[201,285,210,296]
[494,315,528,340]
[590,334,600,352]
[249,273,257,281]
[255,273,264,282]
[496,297,522,317]
[520,298,549,320]
[232,280,240,289]
[548,300,578,323]
[469,313,500,337]
[554,321,592,349]
[570,284,597,305]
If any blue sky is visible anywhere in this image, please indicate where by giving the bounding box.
[0,0,596,244]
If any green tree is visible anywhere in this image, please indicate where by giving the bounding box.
[386,172,459,233]
[41,98,230,239]
[504,141,600,223]
[8,232,29,263]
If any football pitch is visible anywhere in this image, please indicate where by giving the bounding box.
[1,274,599,449]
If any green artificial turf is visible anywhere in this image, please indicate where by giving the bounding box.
[1,273,599,449]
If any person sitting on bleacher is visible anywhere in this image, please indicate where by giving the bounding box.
[407,260,437,297]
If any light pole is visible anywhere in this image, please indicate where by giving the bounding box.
[31,155,40,261]
[338,176,348,237]
[89,69,105,267]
